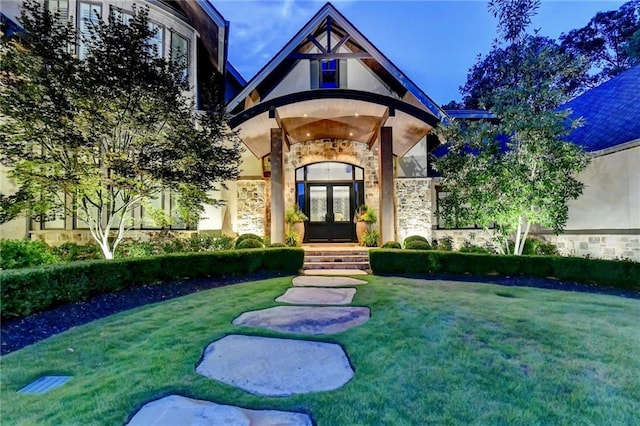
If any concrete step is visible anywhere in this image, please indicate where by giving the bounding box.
[304,255,369,263]
[302,261,369,270]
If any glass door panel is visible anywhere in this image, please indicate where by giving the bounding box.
[332,186,350,222]
[309,186,328,222]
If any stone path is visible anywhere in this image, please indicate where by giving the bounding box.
[127,272,369,424]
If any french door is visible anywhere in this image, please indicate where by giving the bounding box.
[305,184,355,242]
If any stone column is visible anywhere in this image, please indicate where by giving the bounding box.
[270,128,285,244]
[379,127,395,243]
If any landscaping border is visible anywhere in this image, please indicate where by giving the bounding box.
[369,250,640,290]
[1,248,304,319]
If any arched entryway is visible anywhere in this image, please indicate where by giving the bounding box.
[295,162,364,242]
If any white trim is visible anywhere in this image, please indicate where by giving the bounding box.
[588,139,640,158]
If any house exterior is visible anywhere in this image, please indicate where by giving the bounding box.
[1,1,638,261]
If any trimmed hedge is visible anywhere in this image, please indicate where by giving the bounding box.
[370,249,640,290]
[404,241,432,250]
[1,248,303,319]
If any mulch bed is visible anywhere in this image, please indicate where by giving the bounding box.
[1,272,282,355]
[2,272,637,356]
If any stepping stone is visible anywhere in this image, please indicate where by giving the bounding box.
[233,306,370,335]
[126,394,312,425]
[293,276,367,287]
[276,287,356,305]
[196,335,353,396]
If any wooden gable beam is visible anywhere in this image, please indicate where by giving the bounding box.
[307,34,328,54]
[290,52,372,60]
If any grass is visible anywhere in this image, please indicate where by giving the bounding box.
[1,275,639,425]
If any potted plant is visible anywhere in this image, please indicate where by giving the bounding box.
[354,205,377,245]
[285,205,308,245]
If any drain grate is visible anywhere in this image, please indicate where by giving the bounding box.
[18,376,72,394]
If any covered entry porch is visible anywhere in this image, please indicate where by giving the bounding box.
[229,90,438,244]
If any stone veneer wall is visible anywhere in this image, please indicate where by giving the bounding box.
[284,139,379,217]
[236,180,266,236]
[431,229,497,251]
[548,233,640,261]
[30,230,198,246]
[395,178,432,244]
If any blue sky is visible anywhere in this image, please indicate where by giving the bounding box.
[211,0,626,104]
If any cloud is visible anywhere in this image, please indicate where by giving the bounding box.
[213,0,332,79]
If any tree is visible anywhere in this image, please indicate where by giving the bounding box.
[435,0,590,255]
[0,1,242,259]
[461,35,587,110]
[559,0,640,88]
[626,28,640,59]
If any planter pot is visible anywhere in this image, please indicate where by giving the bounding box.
[292,222,305,245]
[356,221,371,245]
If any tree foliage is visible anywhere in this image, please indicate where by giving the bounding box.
[559,0,640,88]
[435,0,590,255]
[0,1,242,259]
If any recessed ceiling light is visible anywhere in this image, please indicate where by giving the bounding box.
[303,113,307,117]
[349,132,353,136]
[306,133,310,137]
[355,113,359,117]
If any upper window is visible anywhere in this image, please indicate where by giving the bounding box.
[320,59,339,88]
[47,0,69,26]
[171,31,189,80]
[310,59,346,89]
[148,22,165,58]
[77,2,101,60]
[110,6,133,25]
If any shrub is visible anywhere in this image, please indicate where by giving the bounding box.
[403,235,429,248]
[405,240,431,250]
[269,242,287,247]
[1,248,305,319]
[458,241,494,254]
[0,239,59,269]
[116,239,157,258]
[435,236,453,251]
[285,230,301,247]
[381,241,401,249]
[369,250,640,290]
[53,242,102,262]
[236,238,264,249]
[235,233,264,249]
[361,230,380,247]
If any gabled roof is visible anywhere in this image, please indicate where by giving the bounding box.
[226,2,447,122]
[560,65,640,152]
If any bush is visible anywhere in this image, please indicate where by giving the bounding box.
[405,240,432,250]
[235,233,264,249]
[381,241,401,249]
[369,250,640,290]
[435,236,453,251]
[361,230,380,247]
[116,239,158,258]
[236,238,264,249]
[269,242,287,247]
[1,248,305,319]
[403,235,429,248]
[458,241,494,254]
[284,230,301,247]
[0,239,59,269]
[53,242,102,262]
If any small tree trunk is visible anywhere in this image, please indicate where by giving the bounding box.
[513,216,523,255]
[517,218,531,255]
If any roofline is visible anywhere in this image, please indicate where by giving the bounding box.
[226,61,247,87]
[587,138,640,157]
[228,88,440,129]
[226,2,448,122]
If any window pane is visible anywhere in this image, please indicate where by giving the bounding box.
[321,59,338,88]
[306,162,353,181]
[141,195,163,229]
[171,32,189,79]
[355,167,364,180]
[333,186,350,222]
[309,186,327,222]
[296,183,305,213]
[78,2,101,60]
[48,0,69,26]
[296,167,304,181]
[148,22,164,58]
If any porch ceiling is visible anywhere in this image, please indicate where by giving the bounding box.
[232,95,435,159]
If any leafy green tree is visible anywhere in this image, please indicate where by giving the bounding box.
[435,0,590,255]
[559,0,640,88]
[626,28,640,59]
[0,1,242,259]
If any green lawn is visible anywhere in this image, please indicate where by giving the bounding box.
[1,276,639,425]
